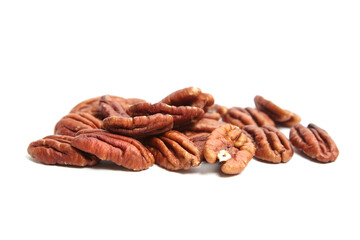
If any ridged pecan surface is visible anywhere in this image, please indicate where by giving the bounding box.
[54,112,103,136]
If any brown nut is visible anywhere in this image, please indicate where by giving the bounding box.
[185,132,211,160]
[27,135,100,166]
[71,129,155,170]
[160,86,214,109]
[70,95,146,119]
[146,130,202,171]
[290,123,339,162]
[203,104,228,120]
[203,124,256,175]
[99,95,174,138]
[223,107,275,128]
[254,95,301,127]
[186,118,228,133]
[128,102,204,129]
[243,125,293,163]
[54,112,103,136]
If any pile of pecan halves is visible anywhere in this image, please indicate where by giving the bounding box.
[27,87,339,175]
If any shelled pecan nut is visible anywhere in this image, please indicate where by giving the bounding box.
[71,129,155,170]
[146,130,202,171]
[203,104,228,120]
[186,118,228,133]
[243,125,293,163]
[203,124,256,175]
[223,107,275,128]
[27,135,100,166]
[160,86,214,109]
[185,131,211,160]
[99,95,174,137]
[128,102,204,129]
[289,123,339,162]
[54,112,103,136]
[254,95,301,127]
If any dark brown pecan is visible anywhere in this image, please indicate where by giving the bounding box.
[203,104,228,120]
[186,118,227,133]
[243,125,293,163]
[99,95,174,137]
[203,124,256,175]
[54,112,103,136]
[146,130,202,171]
[71,129,155,170]
[27,135,99,166]
[128,102,204,129]
[160,86,214,110]
[290,123,339,162]
[254,95,301,127]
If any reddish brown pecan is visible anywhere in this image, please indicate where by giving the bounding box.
[160,86,214,110]
[27,135,99,166]
[146,130,202,171]
[184,132,211,160]
[99,95,174,138]
[128,102,204,129]
[71,129,155,170]
[203,124,256,175]
[203,104,228,120]
[54,112,103,137]
[290,123,339,162]
[243,125,293,163]
[254,95,301,127]
[186,118,227,133]
[70,95,146,119]
[223,107,275,128]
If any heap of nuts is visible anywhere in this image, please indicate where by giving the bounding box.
[27,87,339,175]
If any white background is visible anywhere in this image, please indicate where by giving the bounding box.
[1,1,359,239]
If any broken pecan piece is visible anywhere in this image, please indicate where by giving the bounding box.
[71,129,155,170]
[254,95,301,127]
[146,130,202,171]
[290,123,339,162]
[27,135,99,166]
[203,124,256,175]
[54,112,103,136]
[243,125,293,163]
[99,95,174,137]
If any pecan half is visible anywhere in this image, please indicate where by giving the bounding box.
[243,125,293,163]
[254,95,301,127]
[223,107,275,128]
[99,95,174,137]
[160,86,214,110]
[203,124,256,175]
[71,129,155,170]
[146,130,202,171]
[203,104,228,120]
[290,123,339,162]
[54,112,103,136]
[128,102,204,129]
[185,132,210,160]
[186,118,227,133]
[27,135,99,166]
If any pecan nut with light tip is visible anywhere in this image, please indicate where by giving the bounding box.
[243,125,293,163]
[28,135,100,166]
[146,130,202,171]
[54,112,103,137]
[203,124,256,175]
[128,102,204,129]
[290,123,339,162]
[71,129,155,170]
[203,104,228,120]
[254,95,301,127]
[99,95,174,138]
